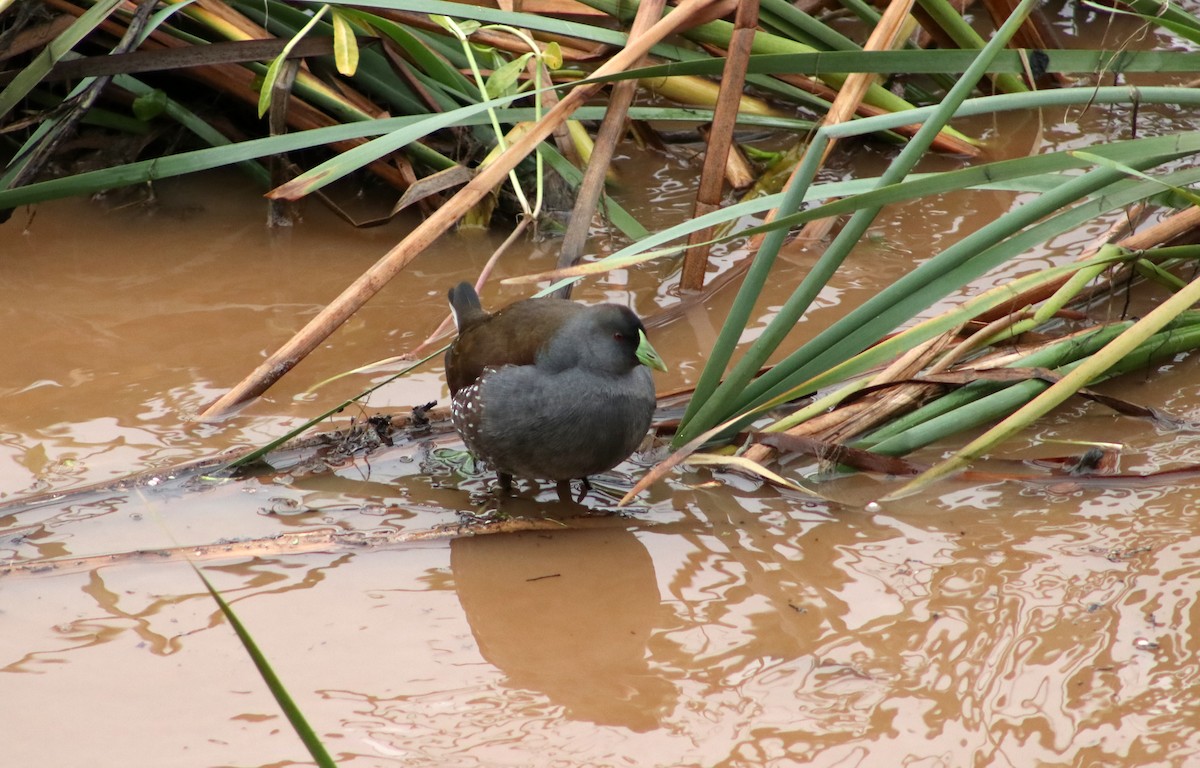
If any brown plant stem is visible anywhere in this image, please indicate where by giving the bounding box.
[551,0,667,300]
[0,517,579,580]
[679,0,759,292]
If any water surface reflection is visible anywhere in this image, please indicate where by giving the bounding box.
[452,528,674,731]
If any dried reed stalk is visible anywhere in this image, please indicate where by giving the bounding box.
[553,0,668,299]
[679,0,760,291]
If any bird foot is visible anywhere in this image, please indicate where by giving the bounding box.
[554,478,593,503]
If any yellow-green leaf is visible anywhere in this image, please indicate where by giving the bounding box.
[331,9,359,77]
[131,89,167,121]
[259,5,328,118]
[485,52,531,98]
[542,42,563,70]
[430,14,479,38]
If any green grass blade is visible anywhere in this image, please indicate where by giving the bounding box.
[759,251,1133,427]
[860,325,1133,451]
[915,0,1027,92]
[268,90,523,198]
[673,131,831,437]
[758,0,859,51]
[1070,149,1200,206]
[870,316,1200,459]
[610,49,1200,80]
[191,568,337,768]
[0,105,775,210]
[537,143,648,242]
[819,84,1200,140]
[529,130,1200,292]
[10,49,1200,210]
[579,0,960,129]
[743,133,1200,237]
[673,0,1040,447]
[328,0,643,49]
[233,0,431,114]
[1136,258,1189,291]
[737,162,1200,416]
[335,8,476,97]
[702,251,1133,443]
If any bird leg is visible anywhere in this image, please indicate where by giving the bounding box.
[555,477,592,503]
[555,480,573,503]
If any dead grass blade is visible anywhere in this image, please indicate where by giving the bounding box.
[884,271,1200,500]
[684,452,827,497]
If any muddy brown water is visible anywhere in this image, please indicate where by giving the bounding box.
[7,23,1200,768]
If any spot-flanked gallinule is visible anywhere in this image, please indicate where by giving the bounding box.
[445,282,667,494]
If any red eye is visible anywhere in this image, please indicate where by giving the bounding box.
[613,332,624,341]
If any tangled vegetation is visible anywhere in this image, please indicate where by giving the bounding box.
[5,0,1200,504]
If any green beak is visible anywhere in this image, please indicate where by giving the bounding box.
[636,329,668,372]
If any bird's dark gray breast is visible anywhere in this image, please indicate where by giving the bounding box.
[451,363,655,481]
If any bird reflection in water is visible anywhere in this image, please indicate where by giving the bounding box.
[450,527,675,731]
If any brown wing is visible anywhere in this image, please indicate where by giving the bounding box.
[445,298,582,395]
